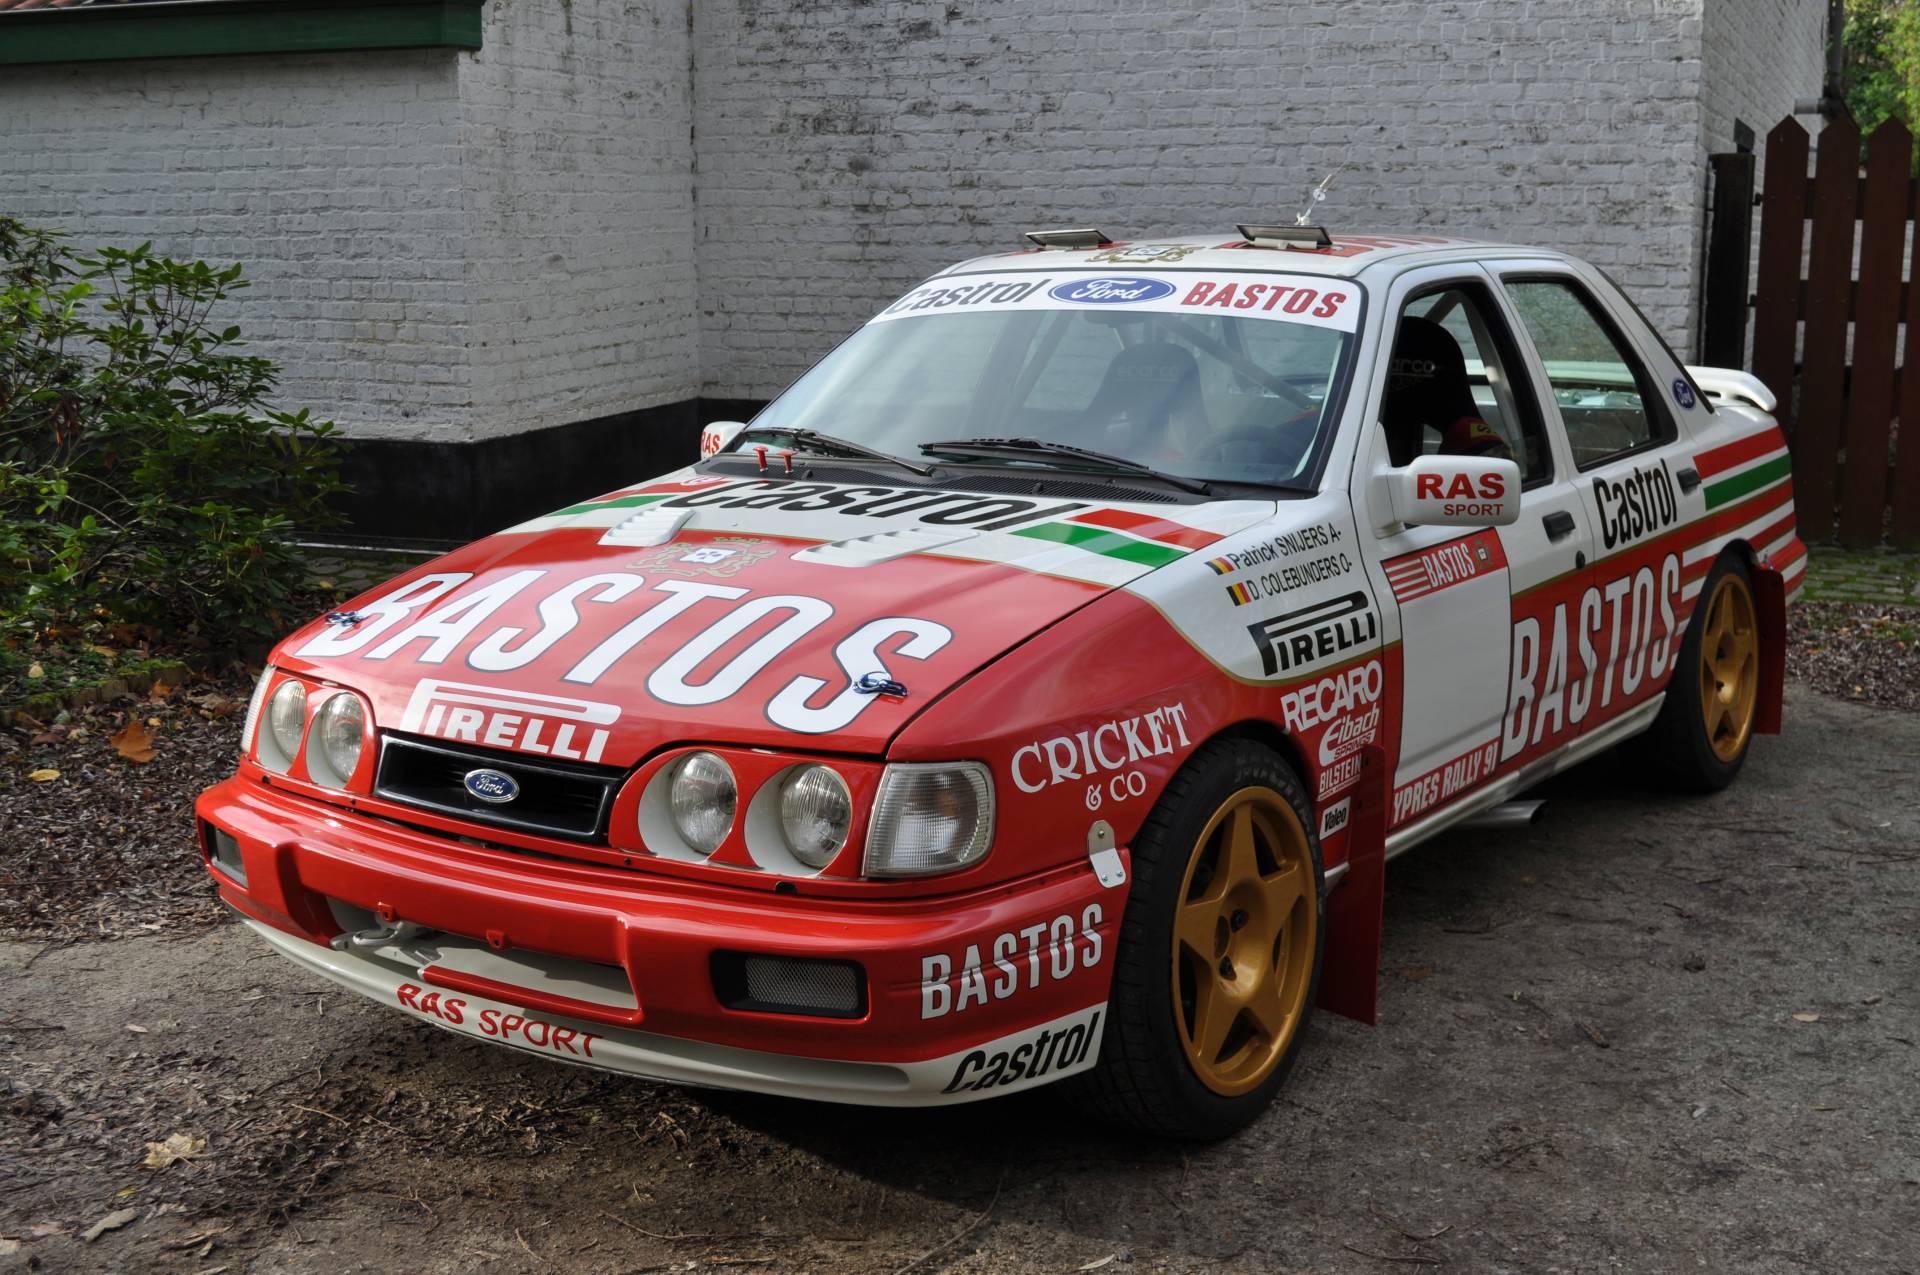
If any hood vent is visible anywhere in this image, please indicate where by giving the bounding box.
[792,527,980,567]
[599,506,693,547]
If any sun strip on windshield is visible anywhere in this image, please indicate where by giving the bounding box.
[868,271,1362,332]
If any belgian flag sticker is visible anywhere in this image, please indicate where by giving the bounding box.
[1225,581,1255,607]
[1204,556,1236,576]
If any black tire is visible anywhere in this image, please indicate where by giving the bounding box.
[1644,552,1759,792]
[1067,738,1324,1140]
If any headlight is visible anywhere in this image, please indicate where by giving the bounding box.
[779,765,852,868]
[261,678,306,773]
[863,762,994,878]
[308,692,365,789]
[239,669,271,758]
[669,751,736,856]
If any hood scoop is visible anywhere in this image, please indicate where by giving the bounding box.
[792,526,980,567]
[599,506,694,547]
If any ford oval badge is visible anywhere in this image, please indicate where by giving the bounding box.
[1048,276,1177,304]
[463,768,521,805]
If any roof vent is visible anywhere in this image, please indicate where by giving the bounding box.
[1022,228,1113,250]
[1236,224,1333,251]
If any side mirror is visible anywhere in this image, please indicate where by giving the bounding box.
[701,420,747,458]
[1389,455,1521,528]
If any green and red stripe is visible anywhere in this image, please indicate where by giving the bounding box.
[1012,507,1222,567]
[1695,430,1793,511]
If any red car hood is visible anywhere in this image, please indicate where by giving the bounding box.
[273,473,1273,764]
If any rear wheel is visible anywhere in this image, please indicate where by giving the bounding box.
[1646,553,1760,790]
[1069,739,1323,1139]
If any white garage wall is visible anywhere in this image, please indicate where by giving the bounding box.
[693,0,1725,401]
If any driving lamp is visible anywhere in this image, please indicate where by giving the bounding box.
[863,762,994,878]
[778,765,853,868]
[669,751,736,856]
[309,692,365,789]
[262,678,306,772]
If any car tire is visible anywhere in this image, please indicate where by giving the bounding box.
[1644,552,1761,792]
[1067,738,1324,1140]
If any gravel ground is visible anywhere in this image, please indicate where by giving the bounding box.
[2,683,1917,1274]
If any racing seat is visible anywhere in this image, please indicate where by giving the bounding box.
[1074,340,1209,455]
[1379,315,1480,467]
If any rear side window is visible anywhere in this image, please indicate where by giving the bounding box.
[1503,278,1676,469]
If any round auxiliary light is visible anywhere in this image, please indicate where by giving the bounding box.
[669,751,737,857]
[779,765,853,869]
[265,679,307,767]
[310,692,365,788]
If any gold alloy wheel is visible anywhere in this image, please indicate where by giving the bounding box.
[1699,572,1760,763]
[1170,787,1317,1097]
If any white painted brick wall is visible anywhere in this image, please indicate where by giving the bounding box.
[1,0,1828,441]
[0,0,697,445]
[0,50,474,441]
[693,0,1714,398]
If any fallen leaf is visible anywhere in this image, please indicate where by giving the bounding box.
[82,1207,140,1242]
[1399,967,1434,982]
[1578,1021,1611,1048]
[0,1239,17,1256]
[30,731,60,745]
[126,1023,150,1034]
[28,768,60,783]
[142,1132,207,1170]
[1863,994,1884,1006]
[110,720,156,764]
[26,661,44,680]
[148,680,174,699]
[1791,1012,1821,1023]
[1078,1258,1116,1272]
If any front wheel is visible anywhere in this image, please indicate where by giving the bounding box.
[1068,739,1323,1140]
[1645,553,1761,790]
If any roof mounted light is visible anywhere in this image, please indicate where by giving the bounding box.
[1022,227,1113,250]
[1236,224,1333,251]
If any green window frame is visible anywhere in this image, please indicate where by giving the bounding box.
[0,0,485,67]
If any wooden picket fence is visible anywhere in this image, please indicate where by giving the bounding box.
[1747,115,1920,548]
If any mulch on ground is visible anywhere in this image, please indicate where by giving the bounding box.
[1787,601,1919,713]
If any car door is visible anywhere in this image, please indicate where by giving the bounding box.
[1495,267,1695,757]
[1353,264,1595,833]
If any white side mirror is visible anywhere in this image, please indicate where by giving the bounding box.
[1390,455,1521,527]
[701,420,747,458]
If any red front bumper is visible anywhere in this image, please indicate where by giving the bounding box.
[195,776,1123,1103]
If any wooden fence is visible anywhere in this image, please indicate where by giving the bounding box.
[1745,116,1920,548]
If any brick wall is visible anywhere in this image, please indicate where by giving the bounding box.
[0,0,1829,449]
[456,0,698,441]
[693,0,1732,400]
[0,0,696,446]
[0,49,474,441]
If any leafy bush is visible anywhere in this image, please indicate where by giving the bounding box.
[0,216,344,658]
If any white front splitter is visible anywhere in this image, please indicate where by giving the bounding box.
[244,918,1105,1107]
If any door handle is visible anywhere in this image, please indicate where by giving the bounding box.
[1542,510,1577,541]
[1677,467,1701,493]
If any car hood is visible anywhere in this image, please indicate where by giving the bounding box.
[274,471,1276,764]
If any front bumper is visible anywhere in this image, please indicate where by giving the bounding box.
[196,776,1123,1105]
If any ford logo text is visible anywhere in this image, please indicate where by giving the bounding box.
[463,768,522,804]
[1047,276,1177,304]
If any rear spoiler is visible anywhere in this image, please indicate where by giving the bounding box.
[1685,366,1777,415]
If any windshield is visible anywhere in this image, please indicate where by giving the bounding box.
[745,270,1360,489]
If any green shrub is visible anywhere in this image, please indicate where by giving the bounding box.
[0,216,344,656]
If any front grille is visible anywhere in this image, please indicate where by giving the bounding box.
[374,734,620,842]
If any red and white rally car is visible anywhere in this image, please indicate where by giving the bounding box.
[197,227,1800,1138]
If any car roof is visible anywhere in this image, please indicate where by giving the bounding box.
[934,231,1571,282]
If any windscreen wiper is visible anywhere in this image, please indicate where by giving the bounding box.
[919,436,1211,495]
[731,426,934,477]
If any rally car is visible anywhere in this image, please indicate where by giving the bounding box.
[197,226,1800,1139]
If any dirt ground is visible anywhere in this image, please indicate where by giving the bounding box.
[3,684,1917,1275]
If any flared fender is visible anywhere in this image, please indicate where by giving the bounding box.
[1753,563,1786,736]
[1315,743,1387,1025]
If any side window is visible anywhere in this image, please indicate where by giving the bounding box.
[1379,284,1552,485]
[1503,278,1675,468]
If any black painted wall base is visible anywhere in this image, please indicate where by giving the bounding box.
[326,397,767,547]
